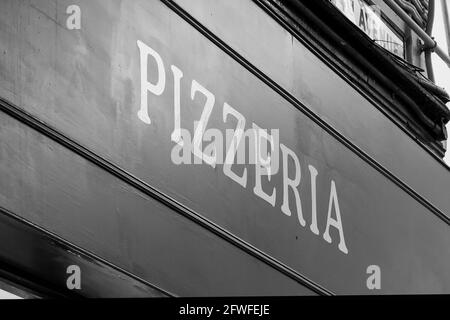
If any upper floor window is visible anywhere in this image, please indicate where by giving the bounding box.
[330,0,405,57]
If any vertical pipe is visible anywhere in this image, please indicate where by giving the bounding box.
[425,0,435,82]
[441,0,450,158]
[441,0,450,56]
[385,0,450,66]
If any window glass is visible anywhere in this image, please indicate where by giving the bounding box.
[330,0,404,57]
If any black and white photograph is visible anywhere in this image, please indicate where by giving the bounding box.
[0,0,449,315]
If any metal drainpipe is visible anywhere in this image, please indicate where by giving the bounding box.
[442,0,450,56]
[286,0,446,138]
[385,0,450,67]
[425,0,435,82]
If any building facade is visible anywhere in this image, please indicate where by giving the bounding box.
[0,0,449,296]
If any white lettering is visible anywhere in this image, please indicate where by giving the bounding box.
[323,180,348,254]
[170,65,183,145]
[66,5,81,30]
[280,144,306,227]
[223,103,247,187]
[136,40,166,124]
[191,81,216,167]
[309,165,320,235]
[366,265,381,289]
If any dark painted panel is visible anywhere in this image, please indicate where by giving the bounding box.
[0,0,448,294]
[0,207,168,298]
[173,0,450,215]
[0,112,314,296]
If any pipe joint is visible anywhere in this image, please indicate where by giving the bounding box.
[420,37,437,52]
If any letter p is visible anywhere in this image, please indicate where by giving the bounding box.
[136,40,166,124]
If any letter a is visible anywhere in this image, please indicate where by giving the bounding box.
[366,265,381,290]
[66,265,81,290]
[323,180,348,254]
[66,5,81,30]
